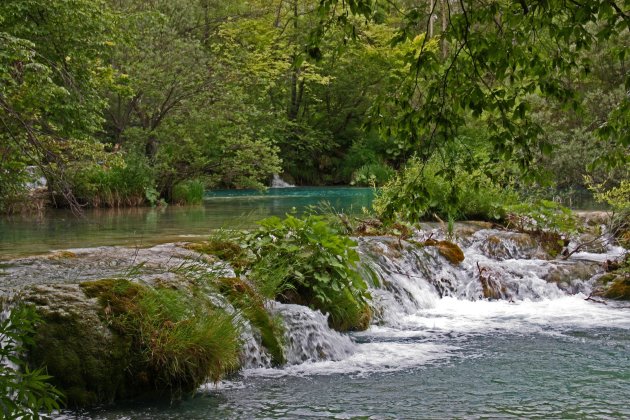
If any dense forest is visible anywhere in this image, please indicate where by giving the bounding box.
[0,0,628,213]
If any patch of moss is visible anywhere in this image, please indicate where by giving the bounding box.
[327,293,372,332]
[28,278,241,407]
[186,240,250,272]
[217,277,285,365]
[603,278,630,300]
[26,303,131,407]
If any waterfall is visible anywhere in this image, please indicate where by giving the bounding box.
[240,224,627,377]
[270,174,295,188]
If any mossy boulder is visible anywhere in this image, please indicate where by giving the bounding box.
[22,284,130,407]
[22,278,241,407]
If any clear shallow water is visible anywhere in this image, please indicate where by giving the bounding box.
[0,187,373,259]
[74,297,630,419]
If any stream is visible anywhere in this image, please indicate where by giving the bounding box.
[1,189,628,419]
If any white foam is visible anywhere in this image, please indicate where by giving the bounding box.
[242,341,454,377]
[396,295,630,335]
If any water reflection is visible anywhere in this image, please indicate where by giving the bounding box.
[0,187,374,259]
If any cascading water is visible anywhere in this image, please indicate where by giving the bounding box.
[33,223,628,418]
[270,174,295,188]
[239,223,629,381]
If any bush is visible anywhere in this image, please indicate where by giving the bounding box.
[243,214,372,331]
[373,158,516,223]
[68,154,156,207]
[1,305,63,418]
[172,179,205,205]
[505,200,580,257]
[588,178,630,247]
[351,163,395,187]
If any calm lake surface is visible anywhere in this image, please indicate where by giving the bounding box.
[0,187,374,259]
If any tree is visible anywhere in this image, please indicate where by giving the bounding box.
[311,0,629,171]
[0,0,116,211]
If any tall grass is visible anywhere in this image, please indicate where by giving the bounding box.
[172,179,205,205]
[81,279,240,395]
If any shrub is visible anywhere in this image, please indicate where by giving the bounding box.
[0,305,64,418]
[351,163,395,187]
[68,154,156,207]
[588,178,630,247]
[373,158,515,223]
[505,200,580,257]
[243,214,372,331]
[172,179,205,205]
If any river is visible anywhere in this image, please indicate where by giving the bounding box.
[2,188,628,419]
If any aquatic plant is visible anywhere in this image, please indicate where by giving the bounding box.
[171,179,205,205]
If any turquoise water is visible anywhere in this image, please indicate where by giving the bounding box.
[0,188,373,259]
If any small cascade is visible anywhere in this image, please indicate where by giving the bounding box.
[271,303,355,365]
[270,174,295,188]
[237,316,273,369]
[356,228,608,327]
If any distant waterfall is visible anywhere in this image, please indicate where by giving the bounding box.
[271,174,295,188]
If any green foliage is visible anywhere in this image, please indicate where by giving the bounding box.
[0,0,117,210]
[507,200,580,237]
[172,179,205,205]
[82,279,240,395]
[590,179,630,215]
[374,157,516,223]
[588,178,630,247]
[243,214,372,331]
[314,0,630,173]
[0,305,64,418]
[68,154,155,207]
[506,200,580,257]
[351,163,395,187]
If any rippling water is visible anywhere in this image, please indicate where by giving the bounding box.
[74,296,630,419]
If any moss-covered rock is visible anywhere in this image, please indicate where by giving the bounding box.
[602,277,630,300]
[22,284,130,407]
[217,277,285,365]
[593,254,630,300]
[22,277,241,407]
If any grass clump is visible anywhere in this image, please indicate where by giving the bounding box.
[216,277,285,365]
[243,214,372,332]
[69,154,156,208]
[80,278,240,397]
[186,232,251,272]
[172,179,205,205]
